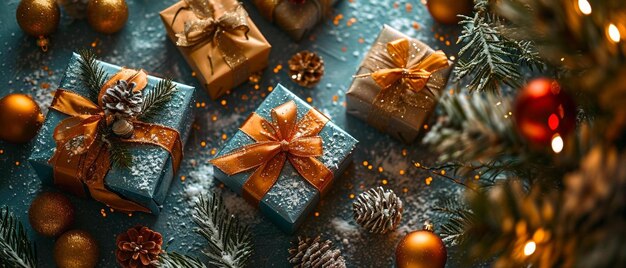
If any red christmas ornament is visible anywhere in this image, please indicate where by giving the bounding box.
[514,78,576,146]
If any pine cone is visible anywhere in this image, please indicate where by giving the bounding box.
[288,51,324,87]
[116,226,163,268]
[352,187,403,234]
[288,237,346,268]
[102,80,143,118]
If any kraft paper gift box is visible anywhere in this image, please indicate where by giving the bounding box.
[211,84,358,233]
[346,25,453,144]
[161,0,271,99]
[29,53,195,214]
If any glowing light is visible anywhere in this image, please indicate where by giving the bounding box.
[548,114,560,130]
[608,24,621,43]
[578,0,592,15]
[524,241,537,256]
[551,134,564,153]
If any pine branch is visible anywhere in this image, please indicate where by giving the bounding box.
[108,141,133,169]
[78,49,108,102]
[192,193,253,268]
[423,92,523,163]
[434,201,476,246]
[0,207,37,268]
[139,79,177,122]
[159,252,208,268]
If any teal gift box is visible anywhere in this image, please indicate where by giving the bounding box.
[212,84,358,233]
[28,53,196,214]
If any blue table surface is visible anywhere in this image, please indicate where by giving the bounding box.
[0,0,481,267]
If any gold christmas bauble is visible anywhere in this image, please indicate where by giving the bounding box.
[16,0,60,36]
[396,224,447,268]
[28,192,74,237]
[54,230,99,268]
[0,93,44,143]
[426,0,473,25]
[86,0,128,34]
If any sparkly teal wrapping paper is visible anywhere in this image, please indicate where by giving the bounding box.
[28,53,196,214]
[213,84,358,233]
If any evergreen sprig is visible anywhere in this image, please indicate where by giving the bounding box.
[454,0,542,93]
[159,252,208,268]
[0,207,37,268]
[109,141,133,169]
[193,193,253,268]
[139,79,177,121]
[434,201,476,246]
[159,192,253,268]
[78,49,108,101]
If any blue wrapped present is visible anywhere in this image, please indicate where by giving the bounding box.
[29,53,195,214]
[211,84,358,233]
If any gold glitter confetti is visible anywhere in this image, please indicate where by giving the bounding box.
[211,148,217,155]
[314,212,320,217]
[382,179,388,185]
[399,169,405,175]
[221,100,227,106]
[423,124,429,129]
[180,175,186,182]
[368,165,373,170]
[15,161,19,166]
[333,14,344,25]
[363,160,368,166]
[378,166,384,172]
[402,187,408,193]
[405,3,413,12]
[402,149,407,156]
[195,103,201,108]
[347,18,357,27]
[440,170,446,175]
[425,177,433,185]
[221,134,228,140]
[332,95,339,102]
[211,115,217,121]
[191,71,196,77]
[414,162,421,167]
[100,209,107,217]
[474,175,480,180]
[349,193,355,199]
[200,141,206,147]
[358,37,364,43]
[306,97,313,103]
[200,102,206,107]
[268,86,273,92]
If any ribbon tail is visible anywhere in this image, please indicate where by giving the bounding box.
[211,141,282,175]
[242,153,286,205]
[288,156,334,195]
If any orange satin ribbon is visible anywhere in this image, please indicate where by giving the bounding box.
[210,101,333,205]
[48,68,183,213]
[356,38,449,93]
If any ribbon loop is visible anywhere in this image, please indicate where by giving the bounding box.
[211,101,332,205]
[49,68,184,214]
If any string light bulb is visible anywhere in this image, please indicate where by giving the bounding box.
[551,134,564,153]
[577,0,592,15]
[523,241,537,256]
[607,23,621,43]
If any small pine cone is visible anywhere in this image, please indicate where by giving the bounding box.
[116,226,163,268]
[352,187,403,234]
[288,236,346,268]
[102,80,143,118]
[288,51,324,87]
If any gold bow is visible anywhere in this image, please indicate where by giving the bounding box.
[356,38,449,94]
[210,101,333,205]
[49,68,183,213]
[175,0,249,74]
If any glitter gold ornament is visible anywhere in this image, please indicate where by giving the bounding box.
[395,222,447,268]
[426,0,473,25]
[54,230,99,268]
[28,192,75,237]
[0,93,44,143]
[16,0,60,51]
[86,0,128,34]
[288,51,325,87]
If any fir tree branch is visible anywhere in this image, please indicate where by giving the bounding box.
[193,193,253,268]
[434,201,476,246]
[139,79,177,122]
[159,252,208,268]
[158,192,253,268]
[0,207,37,268]
[78,49,108,102]
[108,141,133,169]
